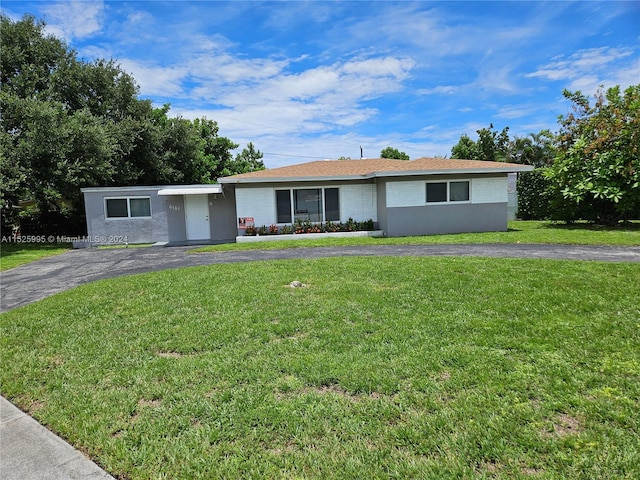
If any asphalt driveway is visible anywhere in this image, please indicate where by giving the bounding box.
[2,243,639,313]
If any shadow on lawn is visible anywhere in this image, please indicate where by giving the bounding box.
[540,221,640,232]
[0,243,71,258]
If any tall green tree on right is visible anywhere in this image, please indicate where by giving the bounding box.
[547,85,640,225]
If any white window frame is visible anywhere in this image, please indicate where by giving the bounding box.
[104,196,152,220]
[425,180,471,204]
[275,187,340,224]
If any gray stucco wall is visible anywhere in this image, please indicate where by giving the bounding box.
[210,186,237,242]
[83,189,169,244]
[385,203,508,237]
[376,180,388,234]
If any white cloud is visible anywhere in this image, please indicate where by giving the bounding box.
[41,0,104,41]
[418,85,460,95]
[118,60,188,98]
[526,47,638,93]
[148,51,416,138]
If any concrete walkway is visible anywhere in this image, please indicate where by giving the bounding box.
[0,397,115,480]
[1,243,639,478]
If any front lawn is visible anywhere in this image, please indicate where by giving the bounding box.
[0,242,71,271]
[192,220,640,252]
[1,257,638,479]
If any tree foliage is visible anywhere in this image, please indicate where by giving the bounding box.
[380,146,410,160]
[1,15,264,232]
[546,85,640,224]
[451,124,555,166]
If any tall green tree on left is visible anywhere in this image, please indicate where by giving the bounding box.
[1,15,264,234]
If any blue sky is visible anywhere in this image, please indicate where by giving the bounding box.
[4,1,639,168]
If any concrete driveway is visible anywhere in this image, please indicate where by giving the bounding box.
[2,243,639,313]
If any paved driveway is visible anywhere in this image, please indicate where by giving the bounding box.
[2,243,639,313]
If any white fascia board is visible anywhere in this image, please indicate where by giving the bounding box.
[219,175,368,184]
[373,166,534,178]
[157,185,222,195]
[81,185,162,193]
[81,184,222,194]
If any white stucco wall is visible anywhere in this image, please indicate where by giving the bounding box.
[340,184,377,221]
[471,177,508,203]
[386,180,424,207]
[235,187,275,227]
[386,176,508,207]
[235,183,378,225]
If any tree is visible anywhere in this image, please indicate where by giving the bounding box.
[1,15,264,233]
[509,130,555,167]
[451,124,510,162]
[380,146,410,160]
[450,134,479,160]
[232,142,265,175]
[546,85,640,224]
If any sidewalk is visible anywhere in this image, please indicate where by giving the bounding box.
[0,397,115,479]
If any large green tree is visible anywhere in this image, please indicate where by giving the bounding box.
[380,146,410,160]
[1,15,264,232]
[546,85,640,224]
[451,124,511,162]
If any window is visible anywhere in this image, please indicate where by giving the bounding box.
[105,197,151,219]
[449,181,470,202]
[276,190,292,223]
[294,189,322,222]
[275,188,340,223]
[426,180,470,203]
[426,182,447,203]
[324,188,340,221]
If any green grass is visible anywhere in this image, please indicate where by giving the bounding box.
[191,221,640,253]
[2,257,638,479]
[0,243,71,271]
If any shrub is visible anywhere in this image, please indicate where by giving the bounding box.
[516,169,552,220]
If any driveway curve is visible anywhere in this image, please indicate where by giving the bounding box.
[2,243,639,313]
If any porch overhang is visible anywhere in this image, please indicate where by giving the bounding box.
[157,185,223,196]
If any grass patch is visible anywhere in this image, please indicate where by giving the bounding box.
[2,257,639,479]
[0,243,71,271]
[192,221,640,253]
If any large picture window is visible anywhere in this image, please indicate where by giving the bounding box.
[105,197,151,219]
[275,188,340,223]
[426,180,470,203]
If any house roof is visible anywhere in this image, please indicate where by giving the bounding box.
[218,157,534,184]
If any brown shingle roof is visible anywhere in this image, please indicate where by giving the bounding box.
[219,157,532,183]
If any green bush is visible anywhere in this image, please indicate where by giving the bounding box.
[516,169,552,220]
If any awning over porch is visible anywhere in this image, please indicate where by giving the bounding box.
[157,185,223,196]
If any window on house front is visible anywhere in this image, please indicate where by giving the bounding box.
[275,188,340,223]
[426,182,447,203]
[426,181,470,203]
[276,190,292,223]
[105,197,151,219]
[449,181,470,202]
[294,189,322,222]
[324,188,340,221]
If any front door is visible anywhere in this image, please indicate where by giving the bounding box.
[185,195,210,240]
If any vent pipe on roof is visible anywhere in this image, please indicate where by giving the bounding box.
[360,146,363,159]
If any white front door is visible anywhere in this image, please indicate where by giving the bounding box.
[184,195,210,240]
